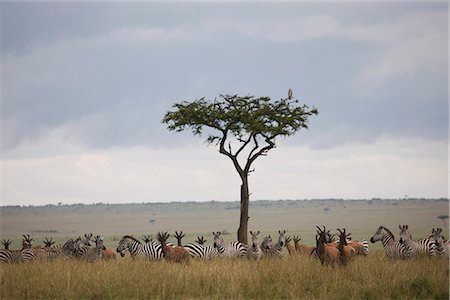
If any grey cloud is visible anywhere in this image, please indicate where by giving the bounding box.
[1,3,448,158]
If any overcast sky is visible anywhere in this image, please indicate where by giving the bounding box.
[1,2,448,206]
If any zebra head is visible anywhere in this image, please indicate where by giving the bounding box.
[74,237,85,251]
[95,236,105,250]
[212,232,224,249]
[82,233,93,247]
[370,226,392,243]
[398,225,411,244]
[277,230,286,248]
[250,231,260,249]
[261,235,273,252]
[430,228,446,247]
[116,235,134,257]
[62,238,77,255]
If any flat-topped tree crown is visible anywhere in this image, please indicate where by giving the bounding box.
[162,93,318,244]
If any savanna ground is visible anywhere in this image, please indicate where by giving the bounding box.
[1,199,449,299]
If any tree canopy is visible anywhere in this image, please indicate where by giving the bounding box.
[163,94,318,173]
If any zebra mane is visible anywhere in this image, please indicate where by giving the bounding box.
[122,235,141,244]
[380,226,396,240]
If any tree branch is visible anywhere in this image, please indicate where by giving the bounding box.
[219,127,243,175]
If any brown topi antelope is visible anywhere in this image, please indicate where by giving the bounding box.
[43,237,56,248]
[336,228,355,265]
[285,236,297,255]
[142,235,153,243]
[195,236,207,245]
[292,236,315,256]
[157,232,190,263]
[316,226,340,266]
[102,247,116,260]
[1,239,12,250]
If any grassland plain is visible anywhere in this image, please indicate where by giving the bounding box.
[1,252,448,299]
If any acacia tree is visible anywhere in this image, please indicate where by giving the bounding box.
[162,94,318,244]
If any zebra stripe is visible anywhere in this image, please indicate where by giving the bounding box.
[116,235,166,260]
[212,232,246,258]
[370,226,407,259]
[0,249,22,263]
[183,243,219,259]
[399,225,436,258]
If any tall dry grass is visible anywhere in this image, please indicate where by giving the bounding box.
[1,252,448,299]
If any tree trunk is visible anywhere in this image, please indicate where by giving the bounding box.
[237,176,249,245]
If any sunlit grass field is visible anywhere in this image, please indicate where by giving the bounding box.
[1,252,448,299]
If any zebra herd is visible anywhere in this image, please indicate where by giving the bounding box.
[1,225,447,264]
[0,233,109,263]
[370,225,449,259]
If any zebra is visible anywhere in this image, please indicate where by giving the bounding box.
[260,235,273,258]
[398,225,436,258]
[20,234,62,262]
[212,231,246,258]
[247,231,262,260]
[116,235,165,260]
[271,230,287,257]
[0,238,23,264]
[76,235,105,262]
[370,226,408,259]
[430,228,449,257]
[183,239,219,260]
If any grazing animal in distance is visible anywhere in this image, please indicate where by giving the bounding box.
[157,232,190,263]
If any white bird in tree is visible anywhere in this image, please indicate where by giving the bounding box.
[288,88,293,100]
